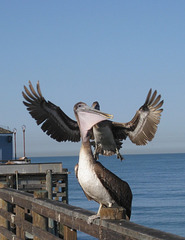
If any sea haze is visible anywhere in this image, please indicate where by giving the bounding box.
[31,153,185,239]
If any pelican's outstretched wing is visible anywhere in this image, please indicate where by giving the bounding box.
[22,81,80,142]
[112,89,164,145]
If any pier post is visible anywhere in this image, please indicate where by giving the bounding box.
[33,190,48,240]
[99,206,126,240]
[64,227,77,240]
[46,169,52,199]
[46,169,55,234]
[100,206,126,220]
[0,182,8,240]
[16,205,25,239]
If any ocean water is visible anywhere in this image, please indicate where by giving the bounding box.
[31,153,185,239]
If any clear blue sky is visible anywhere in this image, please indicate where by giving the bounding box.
[1,1,185,157]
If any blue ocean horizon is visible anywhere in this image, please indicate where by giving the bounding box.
[31,153,185,239]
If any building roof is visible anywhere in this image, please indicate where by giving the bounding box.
[0,127,13,134]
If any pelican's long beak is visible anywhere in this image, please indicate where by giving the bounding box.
[75,103,113,140]
[80,105,113,118]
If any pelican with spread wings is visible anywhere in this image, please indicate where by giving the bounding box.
[22,81,163,160]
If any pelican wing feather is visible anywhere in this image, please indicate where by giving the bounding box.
[22,81,80,142]
[95,162,132,219]
[112,89,163,145]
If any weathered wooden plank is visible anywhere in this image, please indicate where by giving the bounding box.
[54,183,66,188]
[14,217,32,235]
[33,226,62,240]
[53,192,66,197]
[18,184,46,189]
[0,163,63,174]
[6,175,14,188]
[0,182,8,189]
[60,213,99,238]
[33,190,48,240]
[0,183,9,240]
[46,170,56,234]
[0,209,14,223]
[62,170,68,204]
[46,170,52,199]
[16,206,25,239]
[64,227,77,240]
[99,219,185,240]
[100,206,126,220]
[99,225,136,240]
[0,226,21,240]
[0,188,33,209]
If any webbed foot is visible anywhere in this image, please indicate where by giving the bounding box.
[87,214,100,224]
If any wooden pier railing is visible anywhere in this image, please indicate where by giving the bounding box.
[0,187,185,240]
[0,162,68,203]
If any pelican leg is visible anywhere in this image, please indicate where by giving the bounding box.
[116,148,124,161]
[90,141,98,159]
[87,204,103,224]
[93,147,99,160]
[97,203,103,215]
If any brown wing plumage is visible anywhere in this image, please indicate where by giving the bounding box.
[22,81,80,142]
[94,162,132,219]
[112,89,164,145]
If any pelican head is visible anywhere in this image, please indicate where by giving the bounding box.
[74,102,113,141]
[91,101,100,110]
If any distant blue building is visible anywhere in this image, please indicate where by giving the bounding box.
[0,127,13,161]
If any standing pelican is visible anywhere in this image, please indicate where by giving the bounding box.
[22,81,163,160]
[73,102,132,222]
